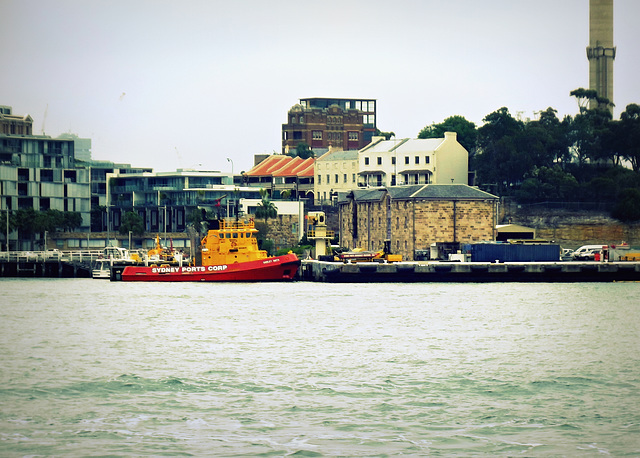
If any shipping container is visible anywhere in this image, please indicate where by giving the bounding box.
[468,243,561,262]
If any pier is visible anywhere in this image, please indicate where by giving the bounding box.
[299,260,640,283]
[0,251,99,278]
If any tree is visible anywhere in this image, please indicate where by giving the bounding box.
[290,142,314,159]
[515,166,579,203]
[374,128,395,140]
[530,108,572,165]
[418,115,477,155]
[567,108,614,165]
[475,107,525,192]
[618,103,640,172]
[63,212,83,232]
[611,188,640,222]
[570,88,599,112]
[254,188,277,224]
[187,208,208,236]
[119,211,145,236]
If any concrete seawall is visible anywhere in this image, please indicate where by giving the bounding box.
[300,260,640,283]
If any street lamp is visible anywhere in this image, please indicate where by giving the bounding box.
[129,230,132,250]
[227,158,234,183]
[162,206,167,247]
[5,208,10,252]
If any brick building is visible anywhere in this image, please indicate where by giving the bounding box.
[282,97,376,153]
[338,184,498,260]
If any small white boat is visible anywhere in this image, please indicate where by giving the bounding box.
[92,259,113,279]
[92,246,142,279]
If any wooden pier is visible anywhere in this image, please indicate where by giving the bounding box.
[0,251,98,278]
[299,260,640,283]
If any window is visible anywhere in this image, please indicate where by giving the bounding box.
[349,132,359,141]
[317,175,321,184]
[313,131,322,140]
[343,174,347,183]
[364,157,370,165]
[392,157,396,165]
[415,156,420,164]
[334,174,338,184]
[326,174,330,184]
[425,156,430,164]
[405,157,409,165]
[352,174,356,183]
[377,157,382,165]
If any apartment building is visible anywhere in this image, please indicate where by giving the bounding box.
[1,107,91,247]
[282,97,376,154]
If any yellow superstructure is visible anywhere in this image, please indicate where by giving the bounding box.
[201,219,268,266]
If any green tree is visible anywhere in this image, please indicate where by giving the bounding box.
[254,188,278,224]
[570,88,599,112]
[515,166,579,203]
[567,108,614,165]
[618,103,640,172]
[374,128,395,140]
[475,107,525,193]
[13,208,39,249]
[187,208,208,236]
[611,188,640,222]
[418,115,477,155]
[291,142,314,159]
[62,212,83,231]
[119,211,145,236]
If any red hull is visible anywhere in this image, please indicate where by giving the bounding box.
[115,253,300,282]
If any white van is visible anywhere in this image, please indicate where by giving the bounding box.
[571,245,606,260]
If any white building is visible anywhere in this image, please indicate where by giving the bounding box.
[358,132,468,187]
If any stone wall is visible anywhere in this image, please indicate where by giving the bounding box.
[501,200,640,248]
[260,214,301,252]
[339,196,496,260]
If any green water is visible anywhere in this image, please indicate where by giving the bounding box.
[1,279,639,456]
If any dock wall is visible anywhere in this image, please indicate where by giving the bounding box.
[300,260,640,283]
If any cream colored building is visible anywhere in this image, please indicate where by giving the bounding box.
[314,149,359,205]
[358,132,468,187]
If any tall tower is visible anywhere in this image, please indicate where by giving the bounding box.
[587,0,615,111]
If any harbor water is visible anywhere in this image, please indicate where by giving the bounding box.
[1,278,639,456]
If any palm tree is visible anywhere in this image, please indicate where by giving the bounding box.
[254,189,277,224]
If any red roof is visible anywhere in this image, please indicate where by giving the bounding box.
[247,155,315,178]
[246,155,291,176]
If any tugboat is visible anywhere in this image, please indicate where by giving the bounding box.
[111,219,300,282]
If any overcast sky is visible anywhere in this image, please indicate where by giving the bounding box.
[2,0,639,173]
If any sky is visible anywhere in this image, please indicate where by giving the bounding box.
[2,0,639,174]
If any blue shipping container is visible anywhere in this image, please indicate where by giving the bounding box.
[470,243,560,262]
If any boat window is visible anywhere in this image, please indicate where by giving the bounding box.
[233,232,238,238]
[225,233,231,238]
